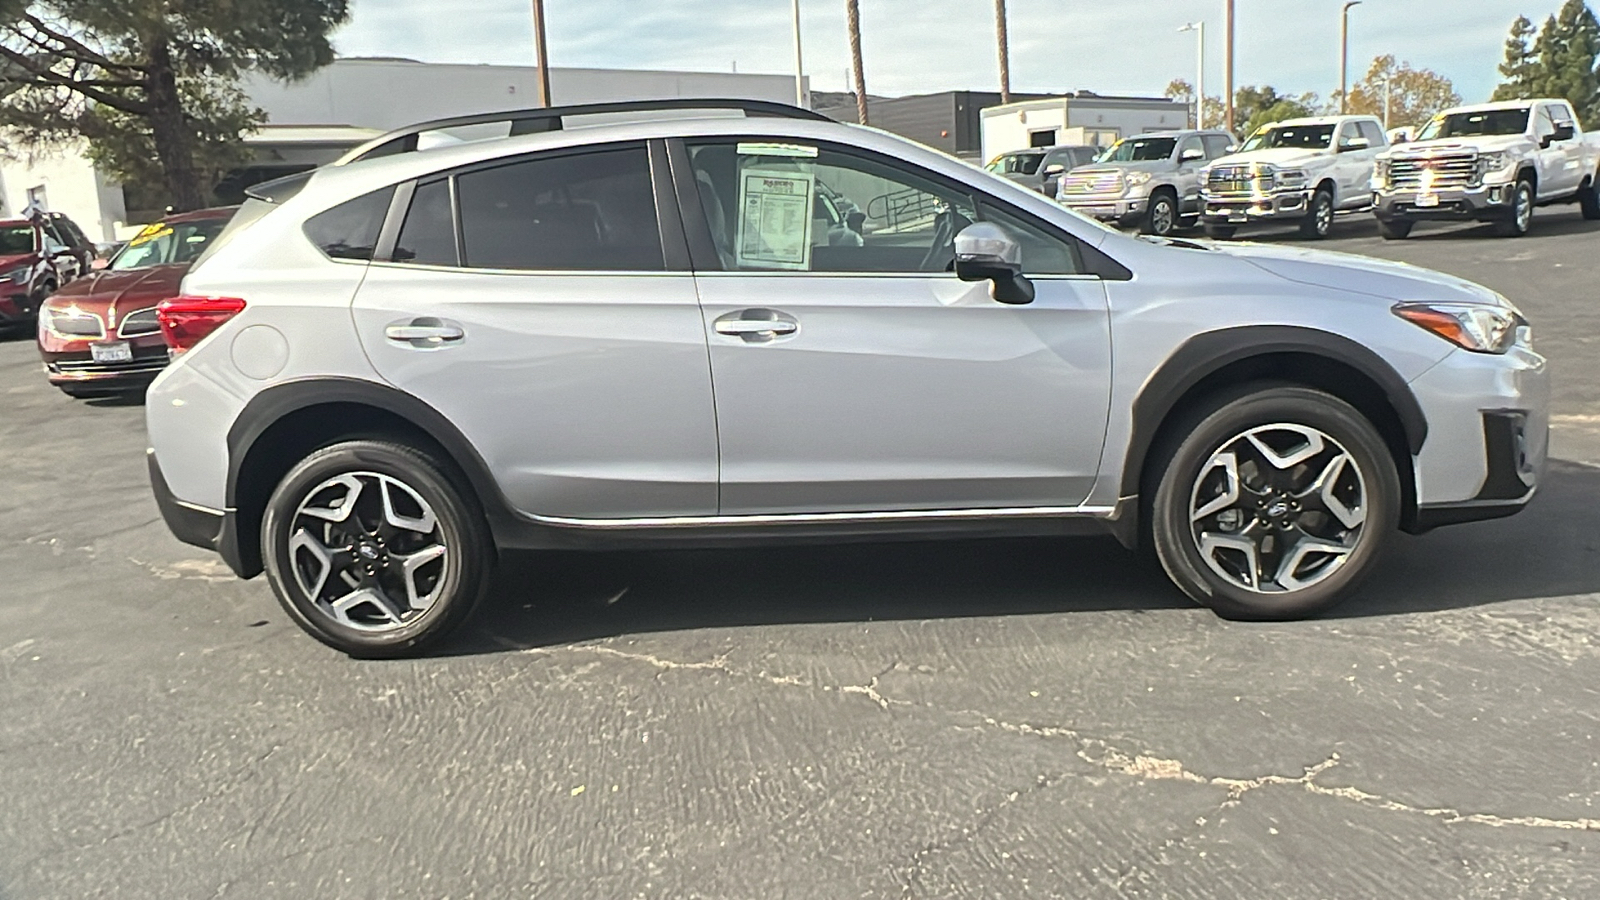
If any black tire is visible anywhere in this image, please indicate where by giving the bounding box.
[1493,178,1535,237]
[261,440,495,658]
[1148,384,1400,621]
[1299,188,1335,239]
[1377,219,1414,240]
[1203,223,1237,240]
[1580,177,1600,220]
[1141,190,1180,236]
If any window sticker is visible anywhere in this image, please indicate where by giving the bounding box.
[736,142,819,159]
[735,168,816,271]
[129,224,173,247]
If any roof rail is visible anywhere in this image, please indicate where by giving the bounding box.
[335,98,832,166]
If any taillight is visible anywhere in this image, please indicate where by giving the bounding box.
[157,295,246,353]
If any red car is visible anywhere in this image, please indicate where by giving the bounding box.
[38,207,235,398]
[0,212,95,328]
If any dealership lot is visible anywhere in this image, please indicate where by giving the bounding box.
[3,210,1600,898]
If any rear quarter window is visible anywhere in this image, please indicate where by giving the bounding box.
[303,187,396,261]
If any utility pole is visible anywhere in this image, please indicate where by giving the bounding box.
[1383,76,1392,130]
[1179,22,1205,129]
[1224,0,1235,133]
[1340,1,1362,114]
[532,0,551,107]
[846,0,868,125]
[995,0,1012,104]
[791,0,806,107]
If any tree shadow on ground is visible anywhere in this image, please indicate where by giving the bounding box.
[446,460,1600,654]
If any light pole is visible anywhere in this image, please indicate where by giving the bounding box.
[791,0,805,107]
[532,0,551,107]
[846,0,868,125]
[1179,21,1205,129]
[1223,0,1235,133]
[1340,1,1362,114]
[995,0,1012,104]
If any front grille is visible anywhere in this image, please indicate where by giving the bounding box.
[1060,168,1125,195]
[53,355,169,376]
[1206,165,1270,197]
[117,307,161,338]
[1388,153,1479,191]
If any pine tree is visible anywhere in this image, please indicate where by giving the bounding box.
[1493,16,1540,100]
[1528,2,1600,122]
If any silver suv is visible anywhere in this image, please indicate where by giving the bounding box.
[145,100,1549,657]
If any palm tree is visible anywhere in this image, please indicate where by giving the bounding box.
[995,0,1012,104]
[846,0,868,124]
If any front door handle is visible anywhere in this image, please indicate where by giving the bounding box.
[385,317,465,348]
[712,309,799,343]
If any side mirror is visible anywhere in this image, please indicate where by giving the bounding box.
[1225,144,1239,154]
[954,222,1034,305]
[1551,124,1576,145]
[1338,138,1371,153]
[1042,163,1066,176]
[1179,148,1206,163]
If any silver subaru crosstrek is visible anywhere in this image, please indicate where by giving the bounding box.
[145,100,1548,657]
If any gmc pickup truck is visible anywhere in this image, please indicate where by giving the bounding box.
[1199,115,1389,240]
[1372,99,1600,238]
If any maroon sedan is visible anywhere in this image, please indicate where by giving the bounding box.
[38,207,235,398]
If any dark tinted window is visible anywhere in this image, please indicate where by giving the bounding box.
[52,216,87,246]
[456,146,663,271]
[303,187,395,261]
[1357,121,1387,148]
[977,203,1081,276]
[1202,135,1233,158]
[394,180,458,267]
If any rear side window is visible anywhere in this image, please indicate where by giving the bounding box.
[455,146,663,271]
[303,187,395,261]
[394,180,459,267]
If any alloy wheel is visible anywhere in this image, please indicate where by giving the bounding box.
[287,471,449,632]
[1151,197,1176,235]
[1515,184,1533,232]
[1188,423,1367,594]
[1315,195,1334,235]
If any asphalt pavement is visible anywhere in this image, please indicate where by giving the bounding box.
[3,208,1600,899]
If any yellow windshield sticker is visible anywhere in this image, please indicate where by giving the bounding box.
[128,225,172,247]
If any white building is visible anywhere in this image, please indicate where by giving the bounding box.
[0,59,805,242]
[980,94,1189,162]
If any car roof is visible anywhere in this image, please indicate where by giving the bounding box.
[1440,99,1553,113]
[163,206,238,224]
[0,219,33,228]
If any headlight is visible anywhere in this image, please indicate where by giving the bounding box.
[4,266,27,285]
[1125,171,1154,186]
[1393,302,1526,354]
[43,305,105,338]
[1479,151,1512,178]
[1275,168,1308,187]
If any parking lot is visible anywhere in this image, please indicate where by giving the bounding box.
[3,209,1599,899]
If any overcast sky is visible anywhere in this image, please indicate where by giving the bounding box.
[333,1,1543,104]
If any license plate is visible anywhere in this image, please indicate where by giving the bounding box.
[1228,213,1249,223]
[1415,193,1440,208]
[91,341,132,363]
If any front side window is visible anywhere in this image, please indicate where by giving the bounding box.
[0,225,33,255]
[687,139,1081,277]
[1202,135,1233,158]
[986,152,1044,176]
[1176,137,1204,160]
[1357,121,1387,148]
[110,218,230,270]
[455,146,663,271]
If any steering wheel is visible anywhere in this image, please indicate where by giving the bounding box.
[919,204,972,272]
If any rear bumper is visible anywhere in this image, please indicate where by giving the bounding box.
[1374,184,1514,222]
[149,449,251,577]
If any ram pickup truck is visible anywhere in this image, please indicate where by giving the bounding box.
[1056,130,1236,236]
[1200,115,1389,240]
[1372,99,1600,238]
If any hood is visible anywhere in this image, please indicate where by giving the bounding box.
[1384,134,1530,158]
[1077,159,1175,174]
[1205,241,1510,307]
[1209,147,1330,169]
[48,264,187,314]
[0,252,35,271]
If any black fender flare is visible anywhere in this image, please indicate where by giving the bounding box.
[1118,325,1429,503]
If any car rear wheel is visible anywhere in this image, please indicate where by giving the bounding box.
[1141,191,1179,237]
[1299,188,1335,239]
[261,440,495,658]
[1378,219,1414,240]
[1579,176,1600,220]
[1150,385,1399,620]
[1494,179,1534,237]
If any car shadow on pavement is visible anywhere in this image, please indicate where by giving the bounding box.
[447,459,1600,654]
[1401,215,1600,241]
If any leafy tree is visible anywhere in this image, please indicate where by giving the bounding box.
[0,1,350,212]
[1529,0,1600,123]
[1234,85,1320,135]
[1163,78,1225,130]
[1493,15,1541,100]
[1343,55,1462,131]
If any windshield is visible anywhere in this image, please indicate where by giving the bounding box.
[1416,108,1530,141]
[985,152,1044,176]
[110,219,228,271]
[1240,124,1336,152]
[1096,137,1177,163]
[0,225,35,255]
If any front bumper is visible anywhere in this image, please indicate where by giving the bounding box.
[1201,189,1311,225]
[43,343,170,392]
[1062,195,1147,225]
[1374,183,1515,222]
[1407,344,1548,531]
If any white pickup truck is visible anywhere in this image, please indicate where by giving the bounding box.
[1199,115,1389,240]
[1372,99,1600,238]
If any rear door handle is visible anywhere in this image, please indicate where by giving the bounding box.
[385,318,464,348]
[712,309,799,343]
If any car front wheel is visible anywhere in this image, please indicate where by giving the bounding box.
[261,440,495,658]
[1150,385,1399,620]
